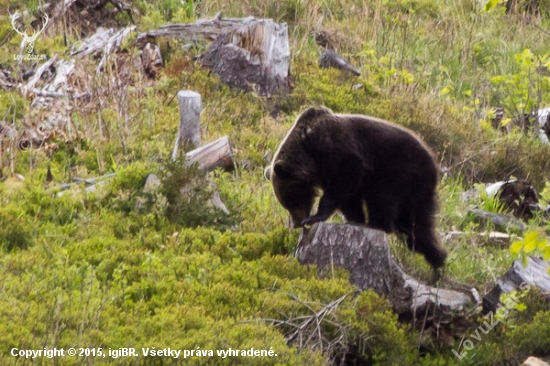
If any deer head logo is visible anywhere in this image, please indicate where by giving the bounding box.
[10,12,49,55]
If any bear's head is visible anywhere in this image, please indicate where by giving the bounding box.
[265,106,334,227]
[265,162,316,227]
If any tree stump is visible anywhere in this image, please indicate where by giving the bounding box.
[296,223,481,325]
[172,90,202,160]
[200,19,290,97]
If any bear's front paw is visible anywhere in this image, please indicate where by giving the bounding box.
[298,216,323,227]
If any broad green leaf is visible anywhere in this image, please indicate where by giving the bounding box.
[484,0,501,12]
[510,240,523,254]
[523,231,539,253]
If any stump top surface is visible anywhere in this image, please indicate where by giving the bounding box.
[177,90,201,98]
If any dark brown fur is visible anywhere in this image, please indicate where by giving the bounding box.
[266,106,447,270]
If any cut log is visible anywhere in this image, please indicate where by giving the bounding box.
[185,136,234,172]
[468,209,527,232]
[296,223,481,325]
[136,13,257,44]
[200,19,290,97]
[172,90,202,160]
[483,256,550,314]
[444,230,514,248]
[319,49,360,76]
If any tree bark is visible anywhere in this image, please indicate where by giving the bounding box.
[296,223,481,325]
[136,13,256,43]
[200,19,290,97]
[483,256,550,314]
[172,90,201,161]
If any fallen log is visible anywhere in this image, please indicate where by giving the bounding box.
[319,49,360,76]
[468,209,527,232]
[185,136,234,172]
[136,12,252,43]
[483,256,550,314]
[71,26,136,74]
[444,230,515,248]
[296,223,481,326]
[21,55,58,97]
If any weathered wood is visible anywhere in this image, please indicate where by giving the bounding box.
[464,179,546,222]
[200,19,290,96]
[136,13,257,44]
[444,230,514,248]
[172,90,202,160]
[483,256,550,314]
[141,42,163,78]
[468,209,527,232]
[71,26,136,73]
[319,49,360,76]
[185,136,234,172]
[0,69,14,90]
[537,106,550,144]
[21,55,58,97]
[522,357,550,366]
[296,223,481,325]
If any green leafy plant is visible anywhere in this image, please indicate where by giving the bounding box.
[510,231,550,273]
[490,49,550,133]
[476,183,507,214]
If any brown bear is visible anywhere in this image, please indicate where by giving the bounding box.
[265,106,447,271]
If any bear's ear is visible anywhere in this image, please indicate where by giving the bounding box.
[273,161,294,180]
[264,166,272,180]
